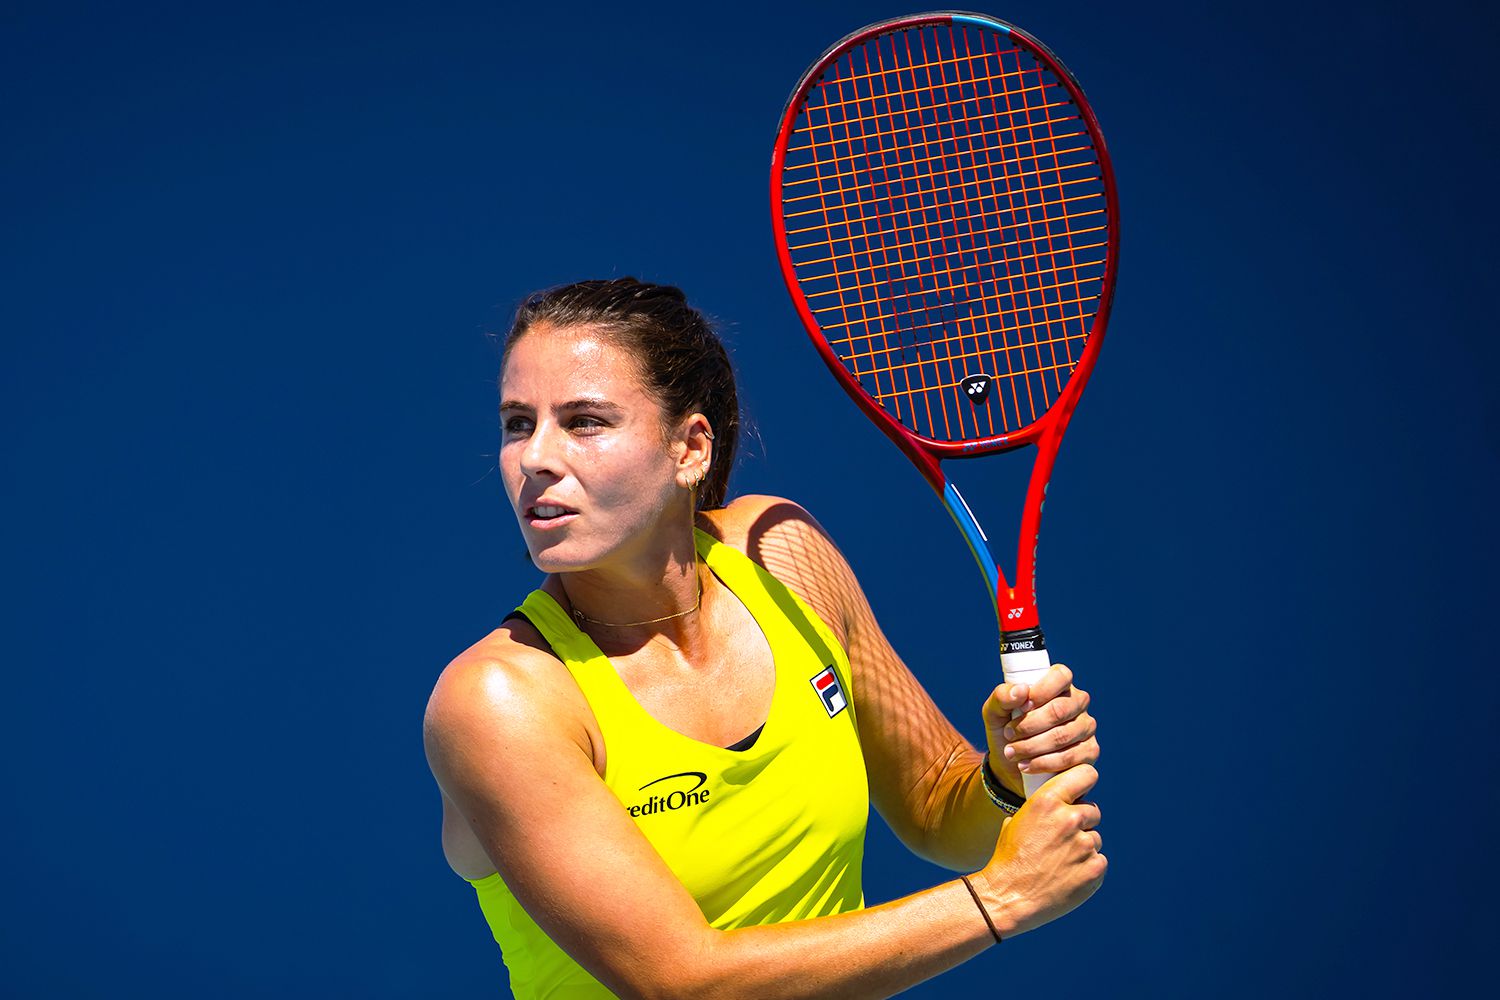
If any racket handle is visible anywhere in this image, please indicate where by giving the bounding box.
[1000,627,1053,799]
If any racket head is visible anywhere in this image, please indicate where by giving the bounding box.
[771,11,1119,470]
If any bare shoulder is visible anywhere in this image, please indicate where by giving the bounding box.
[699,495,861,645]
[423,623,596,793]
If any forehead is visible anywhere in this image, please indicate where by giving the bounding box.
[501,323,649,401]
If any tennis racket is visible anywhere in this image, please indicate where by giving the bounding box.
[771,11,1118,796]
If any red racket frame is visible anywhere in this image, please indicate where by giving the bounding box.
[770,11,1120,630]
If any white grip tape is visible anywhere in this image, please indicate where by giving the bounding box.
[1000,645,1054,799]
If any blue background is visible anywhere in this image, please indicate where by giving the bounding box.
[4,0,1496,996]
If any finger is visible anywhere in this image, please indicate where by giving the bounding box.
[1076,801,1102,831]
[1072,826,1102,853]
[983,682,1029,721]
[1018,736,1101,777]
[1038,761,1098,803]
[1004,714,1096,763]
[1025,663,1075,705]
[1006,689,1091,741]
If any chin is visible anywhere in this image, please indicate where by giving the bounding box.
[522,536,598,575]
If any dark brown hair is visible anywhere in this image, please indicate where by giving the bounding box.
[503,278,740,510]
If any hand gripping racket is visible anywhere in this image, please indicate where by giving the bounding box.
[771,11,1119,796]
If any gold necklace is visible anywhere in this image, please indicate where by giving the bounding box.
[569,568,703,629]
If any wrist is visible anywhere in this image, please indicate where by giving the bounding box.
[958,875,1003,945]
[980,752,1025,815]
[966,867,1027,940]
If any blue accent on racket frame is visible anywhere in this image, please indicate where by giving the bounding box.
[941,481,1000,596]
[952,14,1007,33]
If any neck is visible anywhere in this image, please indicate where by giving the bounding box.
[554,525,706,647]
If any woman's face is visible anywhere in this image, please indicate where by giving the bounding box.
[499,323,687,573]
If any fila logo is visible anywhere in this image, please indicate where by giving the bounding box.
[810,666,847,718]
[626,771,712,817]
[960,373,993,405]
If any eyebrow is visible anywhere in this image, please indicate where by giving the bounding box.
[499,396,626,414]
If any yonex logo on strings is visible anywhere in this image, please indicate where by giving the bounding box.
[960,373,993,405]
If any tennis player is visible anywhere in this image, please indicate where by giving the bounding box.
[424,278,1105,998]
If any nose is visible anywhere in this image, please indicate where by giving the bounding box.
[518,419,562,481]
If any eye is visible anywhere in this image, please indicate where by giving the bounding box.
[502,414,534,436]
[569,415,608,433]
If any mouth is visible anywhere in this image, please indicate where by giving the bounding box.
[524,502,578,528]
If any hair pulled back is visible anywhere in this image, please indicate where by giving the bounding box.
[504,278,740,510]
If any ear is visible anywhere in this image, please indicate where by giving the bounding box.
[673,412,715,489]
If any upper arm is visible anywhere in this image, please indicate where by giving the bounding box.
[422,650,713,997]
[709,496,974,859]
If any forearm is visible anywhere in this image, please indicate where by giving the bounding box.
[676,877,998,1000]
[905,742,1021,872]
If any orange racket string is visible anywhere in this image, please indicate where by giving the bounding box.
[944,23,1028,429]
[784,50,1081,195]
[912,27,972,437]
[780,22,1108,440]
[858,33,928,427]
[1010,49,1071,398]
[833,300,1096,367]
[803,235,1106,319]
[800,35,1030,93]
[800,57,879,421]
[924,24,1000,436]
[828,39,923,424]
[788,67,1102,283]
[870,33,936,431]
[784,192,1103,274]
[810,255,1104,328]
[781,125,1090,204]
[986,28,1056,416]
[868,357,1081,405]
[1014,43,1085,400]
[840,315,1093,389]
[791,70,1067,161]
[1026,57,1093,388]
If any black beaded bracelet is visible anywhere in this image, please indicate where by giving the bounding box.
[980,752,1026,815]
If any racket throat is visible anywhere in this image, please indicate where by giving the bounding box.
[940,480,1038,629]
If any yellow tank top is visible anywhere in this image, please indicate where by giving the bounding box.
[467,529,868,999]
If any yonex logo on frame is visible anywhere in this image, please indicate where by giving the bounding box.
[810,666,847,718]
[960,373,993,405]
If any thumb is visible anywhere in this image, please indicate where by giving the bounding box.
[1036,763,1100,804]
